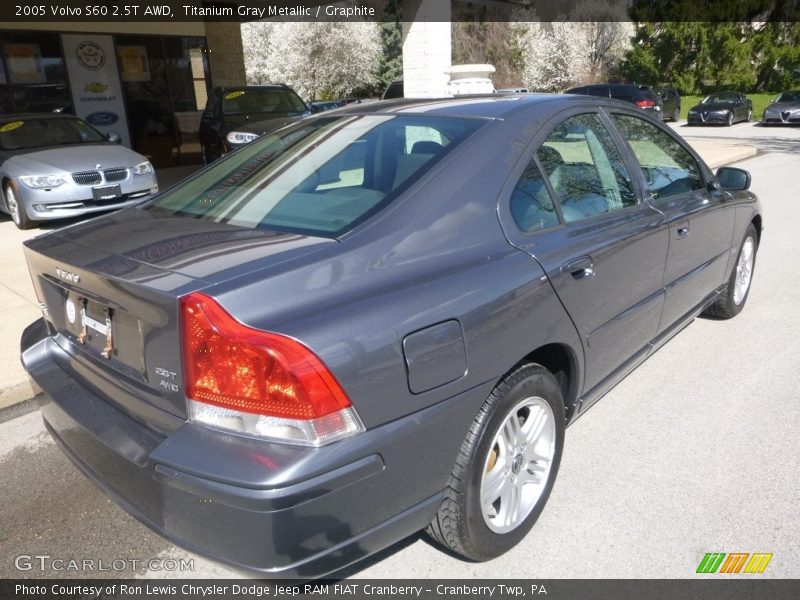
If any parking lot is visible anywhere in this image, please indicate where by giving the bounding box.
[1,121,798,579]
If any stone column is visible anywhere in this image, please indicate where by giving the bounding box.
[204,22,247,87]
[402,0,452,98]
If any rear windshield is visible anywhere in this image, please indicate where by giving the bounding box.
[222,88,308,115]
[612,87,654,101]
[147,114,483,237]
[0,117,106,150]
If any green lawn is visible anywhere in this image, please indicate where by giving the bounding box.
[679,93,781,121]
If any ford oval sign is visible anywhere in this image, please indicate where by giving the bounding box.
[86,112,119,126]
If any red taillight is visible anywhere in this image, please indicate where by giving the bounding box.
[636,99,656,108]
[181,292,352,420]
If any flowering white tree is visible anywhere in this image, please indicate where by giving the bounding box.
[515,21,591,91]
[579,20,635,80]
[241,21,273,85]
[572,0,634,81]
[241,20,382,100]
[513,2,633,92]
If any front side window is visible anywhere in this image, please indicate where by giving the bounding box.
[537,113,637,223]
[147,115,483,236]
[612,114,703,200]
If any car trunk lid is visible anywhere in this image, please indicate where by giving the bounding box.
[24,209,335,425]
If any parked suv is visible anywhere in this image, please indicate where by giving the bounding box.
[656,87,682,121]
[566,84,663,119]
[199,85,309,163]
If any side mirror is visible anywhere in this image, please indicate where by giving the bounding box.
[106,131,121,144]
[716,166,751,191]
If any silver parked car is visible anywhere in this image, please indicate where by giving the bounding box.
[0,114,158,229]
[762,90,800,125]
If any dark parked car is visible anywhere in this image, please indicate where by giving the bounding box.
[309,98,363,113]
[382,78,404,99]
[309,100,346,113]
[199,85,310,163]
[566,84,663,119]
[656,86,682,122]
[762,90,800,125]
[687,92,752,126]
[21,95,761,578]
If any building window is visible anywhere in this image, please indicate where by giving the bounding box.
[0,32,71,114]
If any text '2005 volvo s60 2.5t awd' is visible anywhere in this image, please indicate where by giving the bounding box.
[21,94,762,578]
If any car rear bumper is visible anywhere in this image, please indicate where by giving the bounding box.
[21,318,490,578]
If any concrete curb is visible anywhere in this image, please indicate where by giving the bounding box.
[0,378,40,411]
[682,139,759,169]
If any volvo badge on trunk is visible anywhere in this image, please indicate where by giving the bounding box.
[55,267,80,284]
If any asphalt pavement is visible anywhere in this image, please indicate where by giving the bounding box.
[1,125,798,579]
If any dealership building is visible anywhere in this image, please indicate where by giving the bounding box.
[0,0,455,168]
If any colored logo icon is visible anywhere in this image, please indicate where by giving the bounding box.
[697,552,772,574]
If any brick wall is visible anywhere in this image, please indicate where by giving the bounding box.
[402,0,452,98]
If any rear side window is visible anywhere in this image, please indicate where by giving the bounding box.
[612,114,703,200]
[537,113,637,223]
[147,115,482,236]
[611,90,636,101]
[580,86,610,98]
[509,160,559,232]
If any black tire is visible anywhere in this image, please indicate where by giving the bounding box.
[426,363,565,561]
[673,107,680,122]
[705,223,758,319]
[4,184,35,230]
[202,145,213,166]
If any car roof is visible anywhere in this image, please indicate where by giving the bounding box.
[331,93,631,120]
[0,113,78,122]
[215,84,291,91]
[577,83,652,90]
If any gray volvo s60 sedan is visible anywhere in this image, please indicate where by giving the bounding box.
[0,114,158,229]
[20,95,762,578]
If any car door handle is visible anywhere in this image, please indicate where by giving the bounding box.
[561,256,595,280]
[676,222,690,238]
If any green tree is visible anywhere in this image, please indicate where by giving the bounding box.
[753,22,800,90]
[378,0,403,88]
[620,12,800,94]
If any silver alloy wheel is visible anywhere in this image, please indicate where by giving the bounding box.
[480,396,556,534]
[733,236,755,305]
[727,111,734,126]
[5,186,21,226]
